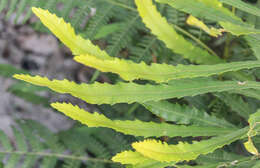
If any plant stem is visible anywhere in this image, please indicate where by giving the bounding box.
[0,150,114,164]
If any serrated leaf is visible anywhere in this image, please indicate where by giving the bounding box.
[132,127,248,162]
[112,150,174,168]
[135,0,222,64]
[51,102,235,137]
[75,54,260,83]
[31,7,111,59]
[13,74,260,105]
[112,151,151,165]
[142,100,235,128]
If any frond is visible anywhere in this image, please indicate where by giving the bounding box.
[13,74,260,105]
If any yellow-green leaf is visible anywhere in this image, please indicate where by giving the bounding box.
[13,74,260,105]
[132,127,248,162]
[187,15,223,37]
[135,0,222,64]
[248,110,260,128]
[112,151,150,165]
[51,102,235,137]
[244,140,258,155]
[112,150,175,168]
[75,54,260,83]
[31,7,111,59]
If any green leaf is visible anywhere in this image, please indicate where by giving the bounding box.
[112,151,149,165]
[248,110,260,128]
[75,54,260,83]
[215,93,251,119]
[231,89,260,100]
[135,0,222,64]
[245,34,260,60]
[220,21,260,36]
[157,0,255,36]
[156,0,241,24]
[13,74,260,105]
[186,15,223,37]
[196,149,243,164]
[132,127,249,162]
[0,64,28,78]
[142,100,235,128]
[112,151,174,168]
[31,7,111,59]
[220,0,260,17]
[51,102,235,138]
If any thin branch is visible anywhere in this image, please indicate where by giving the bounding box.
[0,150,114,164]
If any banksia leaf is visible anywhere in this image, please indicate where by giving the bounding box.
[13,74,260,105]
[135,0,222,64]
[75,54,260,83]
[112,150,175,168]
[132,127,248,162]
[51,102,235,137]
[32,7,111,59]
[112,151,152,165]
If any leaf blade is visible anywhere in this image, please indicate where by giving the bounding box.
[13,74,260,105]
[75,55,260,83]
[31,7,111,59]
[51,102,235,138]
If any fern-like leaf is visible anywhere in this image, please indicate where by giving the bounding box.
[112,151,174,168]
[132,127,249,162]
[135,0,222,64]
[31,7,111,59]
[75,54,260,83]
[13,74,260,105]
[51,102,235,138]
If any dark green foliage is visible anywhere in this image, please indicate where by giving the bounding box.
[0,120,128,168]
